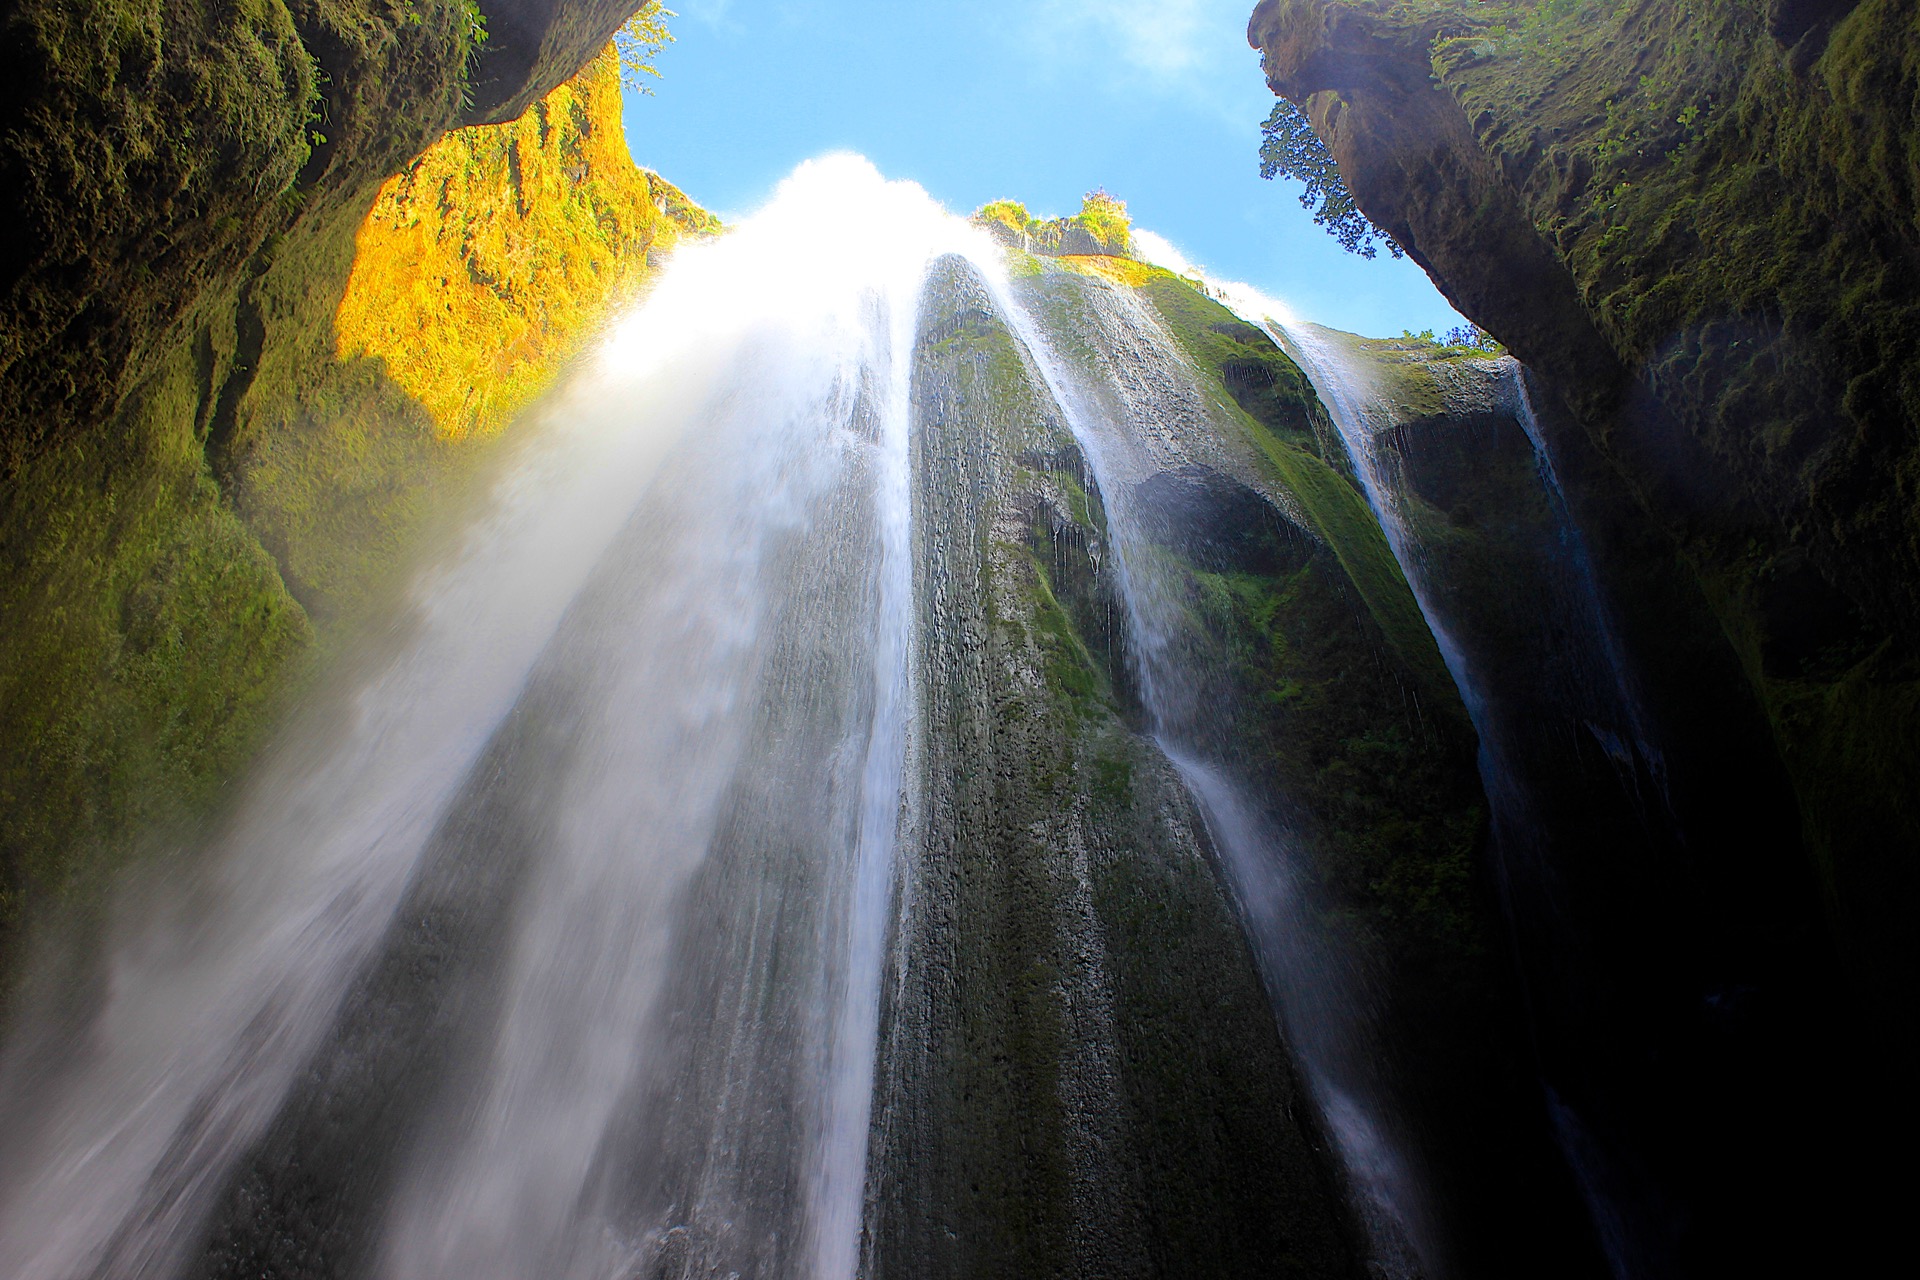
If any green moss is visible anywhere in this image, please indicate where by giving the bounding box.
[1131,271,1457,697]
[0,337,314,939]
[1090,751,1134,809]
[1025,554,1105,715]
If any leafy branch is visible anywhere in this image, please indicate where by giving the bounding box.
[616,3,676,95]
[1259,100,1401,260]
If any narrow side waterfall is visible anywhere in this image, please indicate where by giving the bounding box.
[992,278,1439,1279]
[1265,321,1794,1280]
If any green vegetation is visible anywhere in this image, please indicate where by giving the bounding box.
[1398,324,1506,353]
[335,45,713,439]
[971,191,1135,257]
[1259,99,1401,258]
[615,2,675,95]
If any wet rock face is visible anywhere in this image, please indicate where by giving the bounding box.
[1133,466,1312,577]
[1249,0,1917,1090]
[866,258,1359,1280]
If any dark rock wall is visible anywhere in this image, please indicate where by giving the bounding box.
[1312,329,1870,1272]
[1249,0,1917,1086]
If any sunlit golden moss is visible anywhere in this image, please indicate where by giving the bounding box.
[971,192,1135,258]
[334,45,717,439]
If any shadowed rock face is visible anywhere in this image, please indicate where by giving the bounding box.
[1249,0,1916,1105]
[1289,329,1869,1277]
[465,0,642,123]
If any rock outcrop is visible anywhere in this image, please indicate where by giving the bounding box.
[1249,0,1913,1268]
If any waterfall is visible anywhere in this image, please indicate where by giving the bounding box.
[0,157,1486,1280]
[0,155,979,1280]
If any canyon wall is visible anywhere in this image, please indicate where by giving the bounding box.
[1249,0,1916,1068]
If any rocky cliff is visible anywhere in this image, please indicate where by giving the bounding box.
[1249,0,1916,1076]
[0,2,705,959]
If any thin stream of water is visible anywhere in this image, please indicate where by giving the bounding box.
[1269,320,1680,1280]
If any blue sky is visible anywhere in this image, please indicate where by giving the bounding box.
[619,0,1466,338]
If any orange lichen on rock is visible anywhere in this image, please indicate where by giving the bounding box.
[333,44,717,439]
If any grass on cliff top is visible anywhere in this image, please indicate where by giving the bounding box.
[974,192,1136,257]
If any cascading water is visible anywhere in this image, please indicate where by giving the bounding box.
[1267,320,1689,1280]
[0,156,971,1280]
[991,280,1440,1279]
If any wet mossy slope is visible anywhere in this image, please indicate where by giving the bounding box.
[0,2,705,959]
[1250,0,1920,1065]
[867,256,1361,1280]
[1012,257,1597,1276]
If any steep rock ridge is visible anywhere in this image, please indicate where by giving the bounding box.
[867,256,1361,1280]
[1249,0,1917,1067]
[0,8,703,961]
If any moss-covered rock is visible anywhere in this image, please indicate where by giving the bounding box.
[868,257,1361,1280]
[1002,256,1598,1276]
[0,10,709,966]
